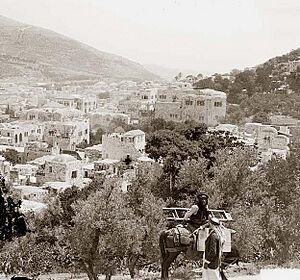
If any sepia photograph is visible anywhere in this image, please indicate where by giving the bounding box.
[0,1,299,280]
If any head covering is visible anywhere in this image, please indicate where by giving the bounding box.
[209,217,220,225]
[197,192,209,201]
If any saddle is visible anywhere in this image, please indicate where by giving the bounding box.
[165,225,193,247]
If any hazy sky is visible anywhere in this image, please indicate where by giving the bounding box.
[1,0,299,74]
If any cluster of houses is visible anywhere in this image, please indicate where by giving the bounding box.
[0,79,297,213]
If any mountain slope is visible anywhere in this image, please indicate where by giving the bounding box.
[0,15,158,82]
[144,64,201,81]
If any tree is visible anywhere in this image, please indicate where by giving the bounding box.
[174,72,183,81]
[252,111,270,124]
[69,180,143,280]
[90,128,105,145]
[126,169,166,277]
[2,149,22,165]
[174,120,207,141]
[174,158,212,202]
[140,117,176,134]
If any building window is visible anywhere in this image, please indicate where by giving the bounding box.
[199,115,204,122]
[214,101,223,107]
[37,129,41,134]
[170,114,178,119]
[49,166,53,173]
[85,129,88,134]
[197,100,205,106]
[159,95,166,99]
[71,171,77,178]
[185,100,193,106]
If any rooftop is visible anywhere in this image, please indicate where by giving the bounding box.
[42,181,73,191]
[199,88,227,98]
[85,144,102,151]
[123,129,145,137]
[50,154,78,163]
[13,185,47,195]
[97,158,120,165]
[21,199,47,213]
[29,155,56,165]
[42,100,66,109]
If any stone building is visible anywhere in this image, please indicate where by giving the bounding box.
[43,119,90,151]
[20,107,84,122]
[13,185,47,203]
[43,154,83,186]
[24,141,59,162]
[54,94,97,113]
[244,123,290,161]
[117,98,141,119]
[0,121,44,147]
[102,130,145,161]
[154,88,226,126]
[88,111,129,130]
[20,108,55,122]
[94,158,120,176]
[75,95,98,113]
[10,164,38,185]
[138,88,158,105]
[0,155,11,181]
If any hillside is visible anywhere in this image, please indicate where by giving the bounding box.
[144,64,201,81]
[192,48,300,124]
[0,15,158,82]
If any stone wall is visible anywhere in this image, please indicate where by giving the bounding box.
[44,159,83,186]
[102,134,142,161]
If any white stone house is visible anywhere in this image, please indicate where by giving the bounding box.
[10,164,39,185]
[102,130,145,161]
[244,123,290,161]
[43,154,83,186]
[43,119,90,151]
[13,185,47,203]
[155,88,226,126]
[0,121,44,147]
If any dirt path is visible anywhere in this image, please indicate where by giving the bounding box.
[2,269,300,280]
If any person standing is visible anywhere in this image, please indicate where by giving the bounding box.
[203,217,225,280]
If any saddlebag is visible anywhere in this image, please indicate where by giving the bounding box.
[166,226,192,247]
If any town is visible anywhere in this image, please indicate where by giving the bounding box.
[0,2,299,280]
[0,66,299,213]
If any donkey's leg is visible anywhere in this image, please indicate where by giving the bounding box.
[161,251,181,280]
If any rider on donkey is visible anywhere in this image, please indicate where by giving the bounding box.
[183,192,210,233]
